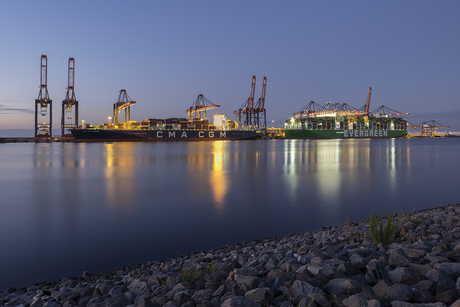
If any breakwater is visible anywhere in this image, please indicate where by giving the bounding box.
[2,204,460,306]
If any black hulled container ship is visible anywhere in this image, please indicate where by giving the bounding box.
[71,93,261,142]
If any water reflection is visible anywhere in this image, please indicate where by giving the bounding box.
[103,143,136,209]
[210,141,228,217]
[3,138,459,291]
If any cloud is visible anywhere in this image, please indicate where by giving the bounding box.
[0,103,34,114]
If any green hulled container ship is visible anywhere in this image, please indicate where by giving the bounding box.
[284,88,409,139]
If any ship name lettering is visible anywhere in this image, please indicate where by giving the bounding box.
[220,131,227,138]
[168,131,176,138]
[199,131,204,138]
[209,132,214,138]
[157,131,163,138]
[181,132,187,138]
[343,129,388,138]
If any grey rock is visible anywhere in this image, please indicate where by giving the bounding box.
[403,248,426,260]
[221,296,260,307]
[426,269,456,293]
[411,287,435,304]
[434,263,460,279]
[234,274,259,291]
[388,249,412,267]
[298,296,317,307]
[136,297,155,307]
[291,280,325,297]
[367,299,381,307]
[337,262,355,276]
[244,287,274,305]
[365,259,390,285]
[451,298,460,307]
[164,301,178,307]
[409,263,433,276]
[173,291,192,306]
[152,295,168,307]
[349,253,368,270]
[86,296,103,307]
[434,289,459,305]
[388,267,420,285]
[191,289,214,303]
[390,302,446,307]
[427,253,449,263]
[373,279,392,298]
[324,278,362,296]
[342,291,373,307]
[387,283,413,302]
[307,265,323,276]
[102,294,130,307]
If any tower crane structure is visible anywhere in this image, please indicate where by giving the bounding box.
[61,58,78,137]
[113,89,136,126]
[233,76,267,130]
[35,55,52,138]
[253,76,267,132]
[186,94,220,121]
[234,76,256,126]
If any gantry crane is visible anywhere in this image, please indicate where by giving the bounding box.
[293,88,375,119]
[293,101,366,118]
[113,89,136,126]
[186,94,220,121]
[370,105,410,117]
[234,76,257,126]
[233,76,268,129]
[61,58,78,137]
[420,120,449,137]
[253,76,267,131]
[35,55,52,138]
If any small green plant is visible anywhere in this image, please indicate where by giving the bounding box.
[368,207,396,245]
[399,210,425,226]
[179,262,221,285]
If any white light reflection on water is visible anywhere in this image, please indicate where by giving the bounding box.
[315,140,342,218]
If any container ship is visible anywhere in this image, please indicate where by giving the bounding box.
[71,92,261,142]
[284,87,409,139]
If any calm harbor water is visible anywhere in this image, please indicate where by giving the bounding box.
[0,138,459,290]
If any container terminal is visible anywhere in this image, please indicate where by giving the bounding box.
[1,55,455,143]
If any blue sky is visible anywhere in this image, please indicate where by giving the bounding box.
[1,1,459,130]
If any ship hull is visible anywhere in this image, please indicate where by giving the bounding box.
[71,129,260,142]
[284,129,407,139]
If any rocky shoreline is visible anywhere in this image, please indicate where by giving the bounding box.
[3,204,460,307]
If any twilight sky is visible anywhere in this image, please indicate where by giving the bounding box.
[1,1,459,130]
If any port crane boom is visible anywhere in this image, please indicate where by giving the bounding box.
[113,89,136,125]
[371,105,410,117]
[186,94,220,120]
